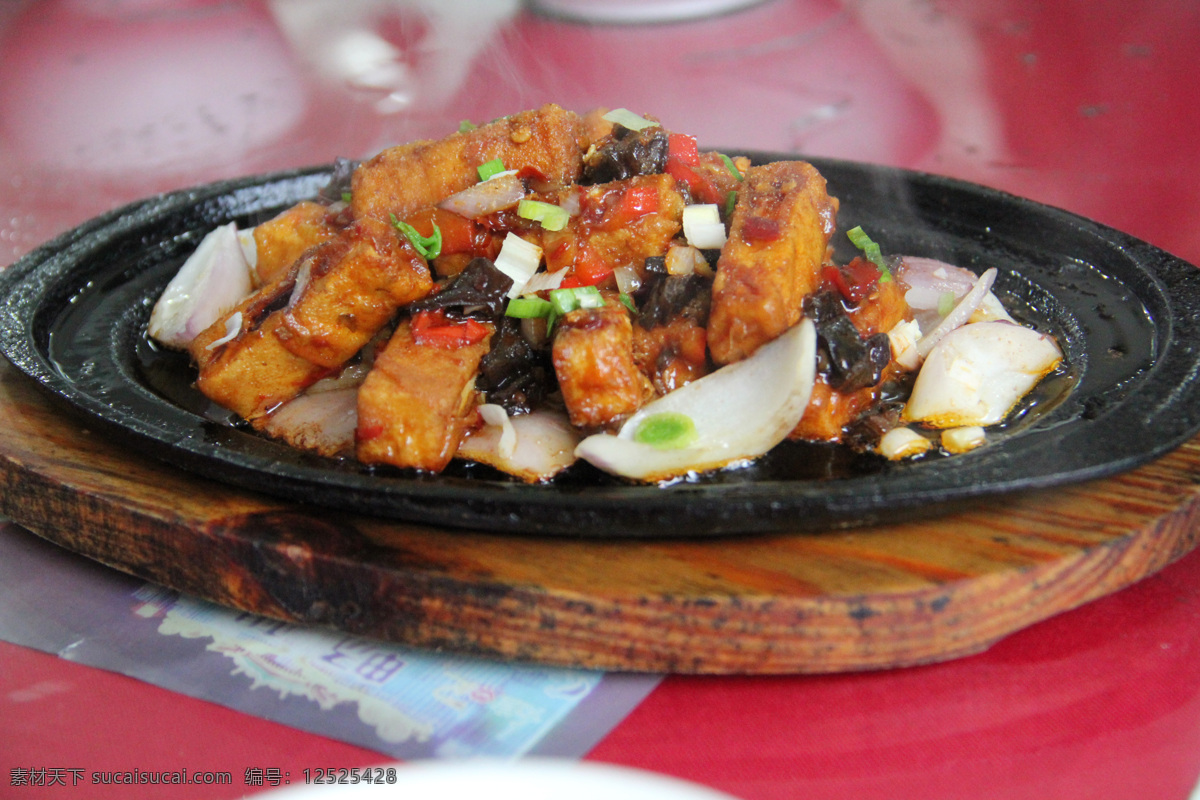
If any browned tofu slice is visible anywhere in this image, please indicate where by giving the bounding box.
[356,319,494,472]
[352,103,585,226]
[190,242,345,419]
[193,218,434,419]
[707,161,839,365]
[251,200,340,286]
[553,301,653,430]
[275,216,433,369]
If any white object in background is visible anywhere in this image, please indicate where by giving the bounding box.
[525,0,767,24]
[262,758,743,799]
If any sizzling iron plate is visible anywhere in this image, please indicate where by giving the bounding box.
[2,154,1199,536]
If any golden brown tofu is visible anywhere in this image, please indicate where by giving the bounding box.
[194,320,332,421]
[193,217,434,419]
[351,103,586,226]
[553,301,653,430]
[356,319,494,472]
[252,201,339,286]
[190,243,343,419]
[708,161,838,365]
[276,216,433,369]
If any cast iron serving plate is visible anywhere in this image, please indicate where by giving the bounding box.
[3,155,1200,537]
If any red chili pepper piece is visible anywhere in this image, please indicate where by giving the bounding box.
[410,310,491,347]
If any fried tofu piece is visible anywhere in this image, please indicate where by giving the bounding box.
[252,201,340,285]
[352,103,586,226]
[356,320,494,472]
[192,241,349,419]
[707,161,838,365]
[194,217,434,419]
[275,216,433,369]
[553,301,653,430]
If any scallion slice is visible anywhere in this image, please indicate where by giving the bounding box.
[549,285,601,316]
[847,225,893,282]
[937,290,957,317]
[506,296,553,319]
[477,158,506,182]
[391,215,442,260]
[633,411,698,450]
[602,108,658,131]
[719,153,743,180]
[517,199,570,232]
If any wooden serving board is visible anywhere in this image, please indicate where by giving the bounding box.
[2,357,1199,675]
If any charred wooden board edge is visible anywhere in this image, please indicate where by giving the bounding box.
[3,382,1199,674]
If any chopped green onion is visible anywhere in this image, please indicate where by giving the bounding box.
[459,119,477,133]
[391,215,442,260]
[506,296,553,319]
[846,225,893,282]
[618,293,637,314]
[724,190,738,218]
[340,191,352,204]
[602,108,658,131]
[633,411,698,450]
[719,153,743,180]
[477,158,506,182]
[517,199,570,232]
[937,291,957,317]
[550,286,604,316]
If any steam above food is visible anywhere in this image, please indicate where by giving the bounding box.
[148,104,1066,484]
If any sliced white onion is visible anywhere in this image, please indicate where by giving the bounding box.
[969,292,1016,324]
[575,319,817,482]
[438,172,527,219]
[457,408,580,482]
[493,233,544,297]
[665,243,711,277]
[903,320,1064,428]
[204,311,242,351]
[887,318,923,371]
[477,403,517,459]
[942,426,987,454]
[520,267,568,296]
[306,361,371,393]
[602,108,658,131]
[879,427,932,460]
[900,256,1014,331]
[237,227,258,270]
[258,387,358,458]
[682,204,726,250]
[613,265,642,294]
[915,267,997,359]
[286,255,314,309]
[148,222,254,349]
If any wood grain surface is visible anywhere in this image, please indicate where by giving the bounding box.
[2,357,1198,674]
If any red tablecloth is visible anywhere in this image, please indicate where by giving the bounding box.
[2,1,1199,797]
